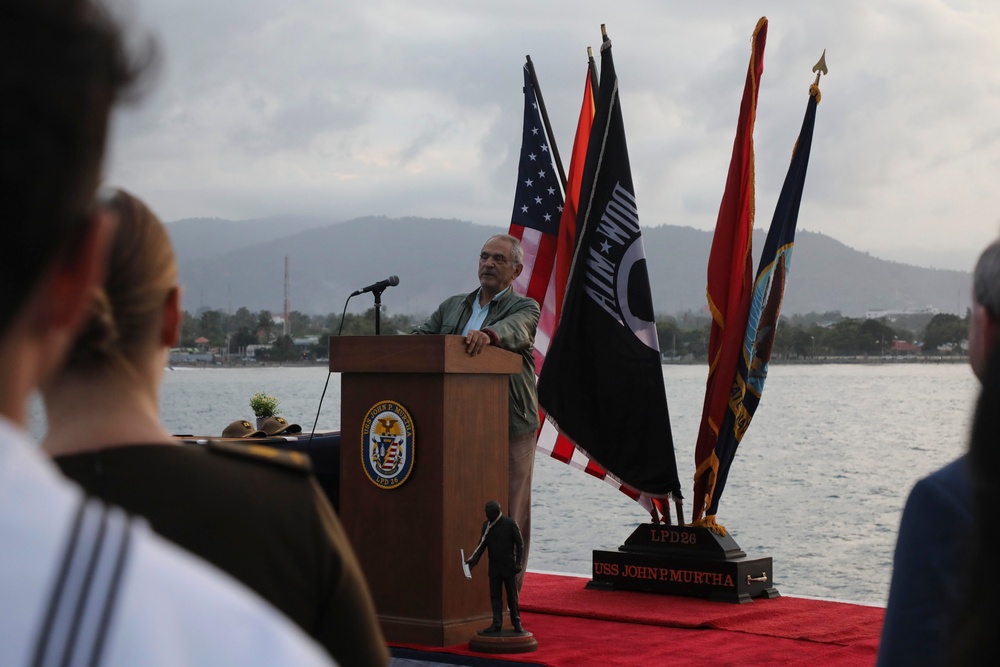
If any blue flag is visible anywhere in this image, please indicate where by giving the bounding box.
[701,85,821,523]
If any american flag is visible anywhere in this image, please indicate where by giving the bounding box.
[509,62,564,362]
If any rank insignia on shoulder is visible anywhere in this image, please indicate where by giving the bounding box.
[204,439,313,473]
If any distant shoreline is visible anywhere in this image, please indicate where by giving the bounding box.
[662,355,966,366]
[167,355,969,370]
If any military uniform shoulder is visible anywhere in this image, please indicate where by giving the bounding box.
[198,440,313,474]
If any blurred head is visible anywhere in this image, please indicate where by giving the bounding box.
[478,234,523,298]
[63,189,180,376]
[969,238,1000,381]
[0,0,147,338]
[484,500,502,521]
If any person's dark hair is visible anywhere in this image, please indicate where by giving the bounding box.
[65,189,177,373]
[973,237,1000,317]
[0,0,150,335]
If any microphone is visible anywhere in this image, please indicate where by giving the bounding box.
[351,275,400,297]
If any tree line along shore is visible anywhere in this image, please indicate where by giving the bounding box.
[177,306,970,364]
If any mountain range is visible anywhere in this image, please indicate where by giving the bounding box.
[166,215,973,319]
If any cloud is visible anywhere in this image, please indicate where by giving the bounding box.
[105,0,1000,272]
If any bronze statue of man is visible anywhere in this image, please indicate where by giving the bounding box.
[466,500,524,634]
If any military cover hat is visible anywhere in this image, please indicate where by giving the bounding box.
[222,419,266,438]
[260,416,302,436]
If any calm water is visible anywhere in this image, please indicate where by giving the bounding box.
[27,361,976,605]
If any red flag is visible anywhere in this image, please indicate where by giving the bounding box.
[536,60,596,465]
[554,60,596,318]
[692,17,768,527]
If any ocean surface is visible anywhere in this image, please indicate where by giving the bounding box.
[27,361,977,606]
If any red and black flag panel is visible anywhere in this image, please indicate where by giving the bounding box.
[701,76,822,525]
[537,31,681,499]
[692,17,767,528]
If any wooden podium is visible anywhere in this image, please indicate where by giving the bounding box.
[330,335,521,646]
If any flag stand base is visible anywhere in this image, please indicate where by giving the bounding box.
[587,523,779,603]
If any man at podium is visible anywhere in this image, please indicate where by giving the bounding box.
[412,234,540,590]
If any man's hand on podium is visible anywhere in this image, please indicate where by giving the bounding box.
[464,330,490,356]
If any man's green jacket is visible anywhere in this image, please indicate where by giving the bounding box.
[412,288,540,437]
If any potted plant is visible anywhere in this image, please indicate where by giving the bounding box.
[249,392,280,429]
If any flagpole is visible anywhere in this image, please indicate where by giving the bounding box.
[524,55,567,193]
[587,47,599,99]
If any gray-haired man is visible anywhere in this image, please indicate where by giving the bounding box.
[413,234,540,590]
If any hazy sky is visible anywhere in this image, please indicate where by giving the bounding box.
[106,0,1000,272]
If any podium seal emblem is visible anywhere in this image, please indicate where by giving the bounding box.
[361,400,415,489]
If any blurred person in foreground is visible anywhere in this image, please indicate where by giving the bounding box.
[950,320,1000,664]
[412,234,540,591]
[878,238,1000,666]
[0,0,333,664]
[42,189,389,667]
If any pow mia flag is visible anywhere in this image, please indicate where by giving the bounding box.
[537,33,680,498]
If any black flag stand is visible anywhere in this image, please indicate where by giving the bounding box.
[588,524,779,604]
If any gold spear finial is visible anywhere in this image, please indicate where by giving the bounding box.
[810,49,828,102]
[812,49,828,86]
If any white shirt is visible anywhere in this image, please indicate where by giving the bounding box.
[0,417,335,666]
[462,286,510,336]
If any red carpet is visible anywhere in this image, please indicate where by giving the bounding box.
[391,572,883,666]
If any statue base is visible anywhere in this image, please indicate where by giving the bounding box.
[468,628,538,654]
[588,523,780,604]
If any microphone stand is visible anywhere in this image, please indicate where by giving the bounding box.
[319,281,388,440]
[371,286,387,335]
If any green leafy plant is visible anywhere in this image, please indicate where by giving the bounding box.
[249,392,280,418]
